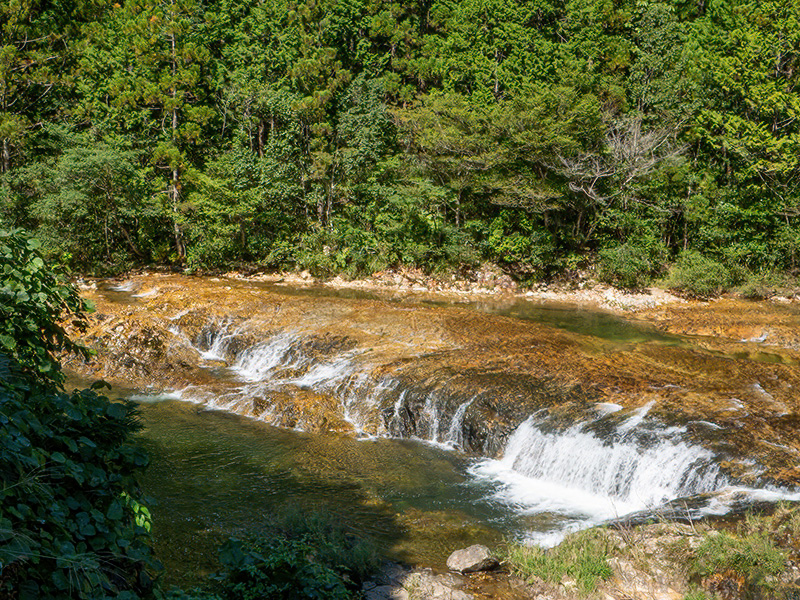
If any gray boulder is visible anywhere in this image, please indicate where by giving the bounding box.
[446,545,500,573]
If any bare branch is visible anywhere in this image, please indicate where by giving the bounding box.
[551,116,687,203]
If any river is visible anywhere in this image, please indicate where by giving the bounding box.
[66,275,800,586]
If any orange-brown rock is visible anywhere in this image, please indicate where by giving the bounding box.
[65,274,800,487]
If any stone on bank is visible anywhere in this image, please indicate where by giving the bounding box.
[446,545,500,574]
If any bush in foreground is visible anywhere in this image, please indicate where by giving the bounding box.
[0,358,157,599]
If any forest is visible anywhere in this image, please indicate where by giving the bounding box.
[1,0,798,291]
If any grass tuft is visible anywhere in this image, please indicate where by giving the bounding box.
[505,529,613,595]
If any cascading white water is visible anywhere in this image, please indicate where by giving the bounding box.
[503,417,724,506]
[147,317,800,546]
[180,325,392,430]
[341,373,393,434]
[233,333,305,380]
[110,281,138,292]
[470,407,730,536]
[444,397,475,448]
[388,389,409,433]
[422,394,441,442]
[193,320,248,361]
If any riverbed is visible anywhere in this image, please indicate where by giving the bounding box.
[65,274,800,586]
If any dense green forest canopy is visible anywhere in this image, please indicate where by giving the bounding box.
[1,0,798,289]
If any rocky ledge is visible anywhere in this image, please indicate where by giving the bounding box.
[64,273,800,488]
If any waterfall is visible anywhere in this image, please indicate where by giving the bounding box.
[134,316,800,545]
[444,397,475,448]
[389,390,409,433]
[185,323,726,516]
[193,320,249,361]
[505,417,724,505]
[471,407,729,527]
[232,333,303,378]
[342,374,395,434]
[422,394,441,442]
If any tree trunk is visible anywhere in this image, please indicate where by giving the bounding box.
[170,31,185,262]
[171,164,185,261]
[1,138,9,173]
[683,218,688,252]
[115,216,144,258]
[326,183,333,229]
[317,190,326,227]
[104,213,111,261]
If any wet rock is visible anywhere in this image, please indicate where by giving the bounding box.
[404,570,473,599]
[63,273,800,488]
[446,545,499,573]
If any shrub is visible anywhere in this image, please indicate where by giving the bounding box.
[735,270,787,300]
[683,588,714,600]
[664,251,732,298]
[598,244,650,289]
[0,228,91,386]
[596,233,668,290]
[263,509,380,583]
[211,537,356,600]
[0,358,157,599]
[487,211,556,276]
[0,228,157,599]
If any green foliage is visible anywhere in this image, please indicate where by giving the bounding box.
[664,250,733,298]
[0,357,157,599]
[735,270,786,300]
[487,210,555,277]
[598,243,652,289]
[213,538,353,600]
[505,529,613,595]
[206,512,378,600]
[142,509,380,600]
[0,228,90,386]
[736,503,800,562]
[1,0,799,283]
[682,588,714,600]
[597,236,667,289]
[691,532,785,588]
[0,227,158,598]
[22,128,152,272]
[260,509,380,583]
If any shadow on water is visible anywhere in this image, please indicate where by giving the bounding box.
[132,399,510,588]
[137,412,404,586]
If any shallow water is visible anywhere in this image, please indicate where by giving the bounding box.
[75,278,800,586]
[129,396,521,586]
[98,278,676,344]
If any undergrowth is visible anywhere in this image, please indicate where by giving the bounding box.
[691,532,785,584]
[505,529,614,595]
[167,509,380,600]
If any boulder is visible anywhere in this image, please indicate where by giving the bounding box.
[363,564,474,600]
[446,545,499,573]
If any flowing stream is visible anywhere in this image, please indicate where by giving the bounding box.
[128,395,514,586]
[71,279,800,585]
